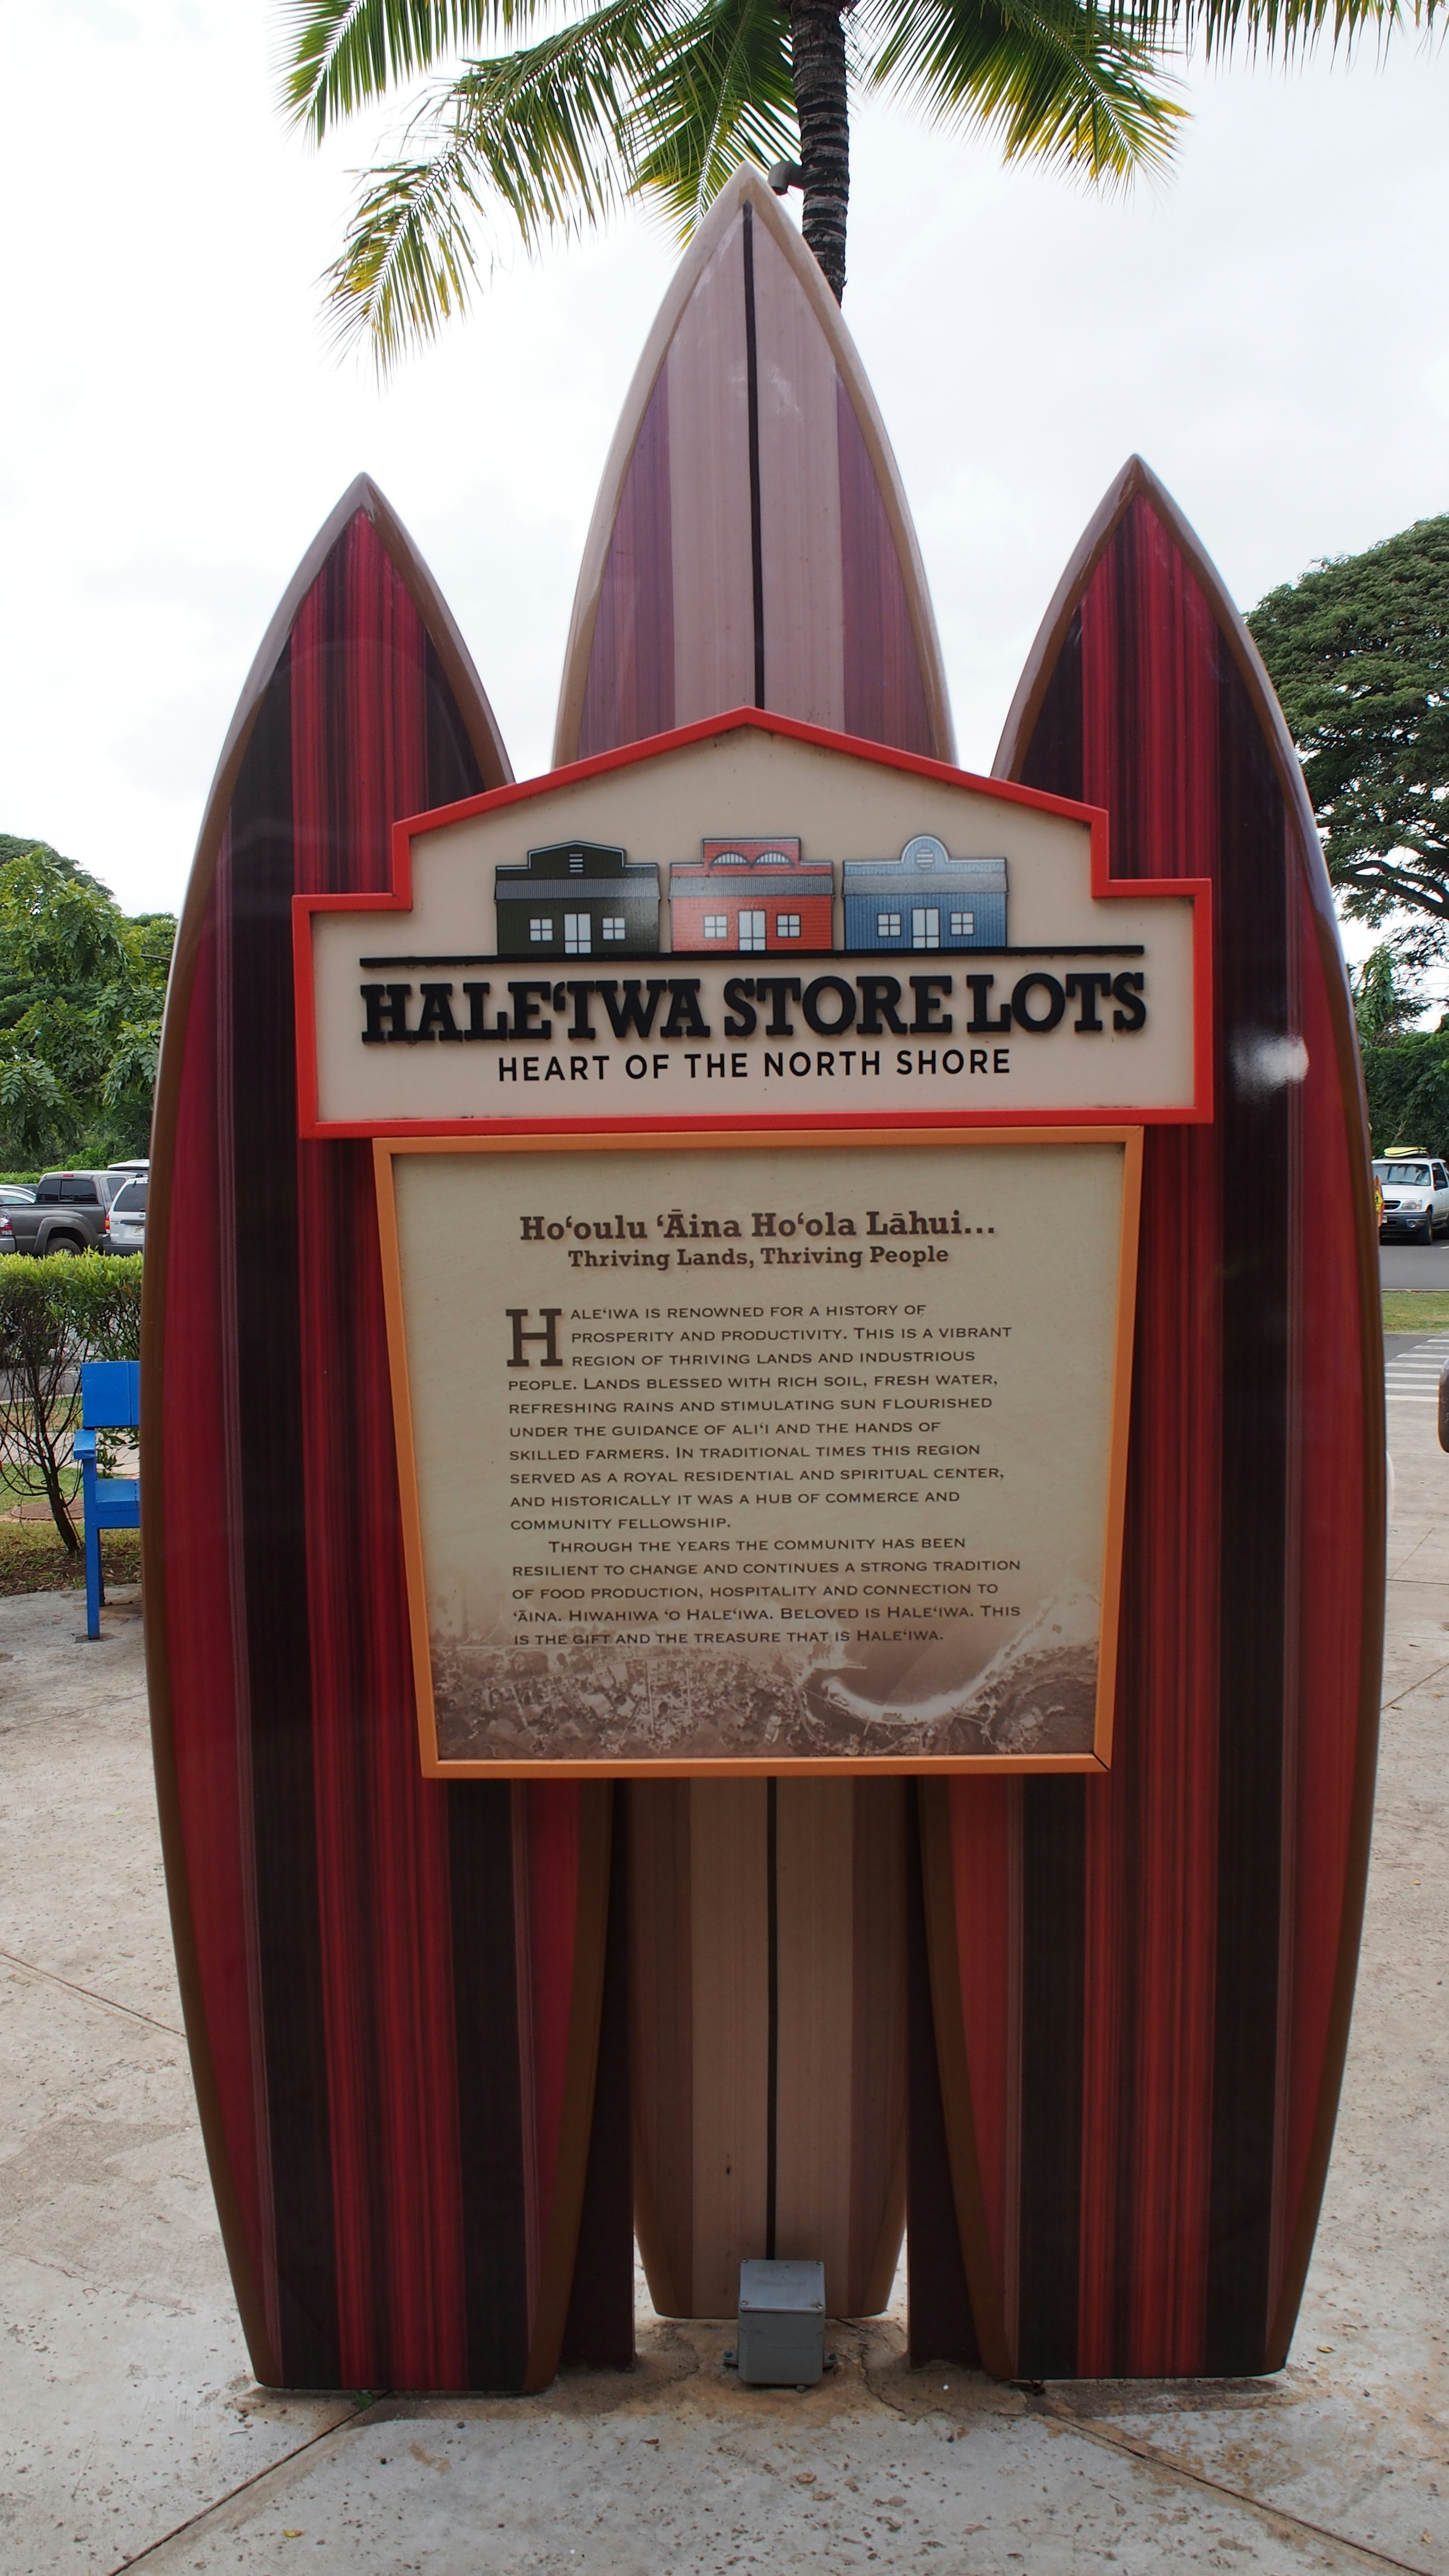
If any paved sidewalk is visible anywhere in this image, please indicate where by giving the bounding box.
[2,1401,1447,2574]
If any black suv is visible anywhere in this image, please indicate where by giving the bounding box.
[8,1171,124,1256]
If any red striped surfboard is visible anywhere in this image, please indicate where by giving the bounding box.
[143,479,631,2390]
[555,166,943,2320]
[912,458,1384,2378]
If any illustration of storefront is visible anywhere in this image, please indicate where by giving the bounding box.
[668,837,834,954]
[494,840,660,958]
[842,837,1008,952]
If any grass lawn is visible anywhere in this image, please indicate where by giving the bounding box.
[0,1520,140,1596]
[1384,1292,1449,1333]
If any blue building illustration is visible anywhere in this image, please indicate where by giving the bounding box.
[842,837,1008,952]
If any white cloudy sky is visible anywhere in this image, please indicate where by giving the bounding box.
[3,2,1446,935]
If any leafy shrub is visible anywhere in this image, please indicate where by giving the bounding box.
[0,1254,142,1549]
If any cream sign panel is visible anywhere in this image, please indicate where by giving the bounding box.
[378,1132,1140,1776]
[300,720,1208,1132]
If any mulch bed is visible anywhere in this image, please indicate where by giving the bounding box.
[0,1521,141,1596]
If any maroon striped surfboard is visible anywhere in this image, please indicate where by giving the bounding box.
[554,166,945,2321]
[143,479,631,2390]
[911,458,1384,2378]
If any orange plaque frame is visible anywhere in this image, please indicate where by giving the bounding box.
[373,1123,1144,1779]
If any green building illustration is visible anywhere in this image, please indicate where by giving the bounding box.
[493,841,660,958]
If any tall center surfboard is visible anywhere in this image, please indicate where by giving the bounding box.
[555,167,952,773]
[555,167,952,2318]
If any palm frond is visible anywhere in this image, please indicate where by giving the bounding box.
[450,0,682,238]
[629,0,798,235]
[861,0,1184,181]
[324,0,679,363]
[1100,0,1437,65]
[321,134,488,369]
[281,0,542,138]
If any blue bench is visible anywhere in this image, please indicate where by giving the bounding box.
[73,1360,140,1640]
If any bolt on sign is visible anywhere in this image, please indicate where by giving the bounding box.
[297,707,1208,1776]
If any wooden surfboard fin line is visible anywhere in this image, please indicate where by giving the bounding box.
[142,478,511,2387]
[997,455,1386,2371]
[522,1782,616,2392]
[551,163,954,769]
[917,1782,1014,2377]
[629,2104,686,2322]
[862,2117,910,2319]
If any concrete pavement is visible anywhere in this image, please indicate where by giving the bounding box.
[3,1393,1449,2574]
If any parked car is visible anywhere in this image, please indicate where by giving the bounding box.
[6,1170,125,1256]
[1373,1154,1449,1242]
[0,1184,28,1256]
[107,1159,149,1181]
[103,1175,147,1255]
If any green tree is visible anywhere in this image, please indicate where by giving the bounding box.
[1351,943,1424,1048]
[1360,1033,1449,1161]
[0,834,79,877]
[1249,515,1449,966]
[280,0,1434,361]
[0,846,175,1170]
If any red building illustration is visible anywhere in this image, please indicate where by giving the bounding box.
[668,837,834,954]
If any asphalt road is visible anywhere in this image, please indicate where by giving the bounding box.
[1380,1240,1449,1287]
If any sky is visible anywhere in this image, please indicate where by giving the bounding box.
[3,2,1447,949]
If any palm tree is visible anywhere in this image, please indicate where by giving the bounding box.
[281,0,1434,363]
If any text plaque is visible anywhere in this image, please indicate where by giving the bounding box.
[378,1128,1140,1775]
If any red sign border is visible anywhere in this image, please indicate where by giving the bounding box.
[292,704,1214,1140]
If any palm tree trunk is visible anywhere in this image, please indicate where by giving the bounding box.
[787,0,850,302]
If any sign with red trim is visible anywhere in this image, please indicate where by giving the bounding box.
[295,710,1210,1140]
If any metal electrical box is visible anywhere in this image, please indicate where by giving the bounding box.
[736,2259,826,2386]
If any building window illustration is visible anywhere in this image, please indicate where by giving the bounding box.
[495,841,661,958]
[668,838,833,955]
[843,843,1007,953]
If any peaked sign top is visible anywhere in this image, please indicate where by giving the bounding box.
[554,167,954,769]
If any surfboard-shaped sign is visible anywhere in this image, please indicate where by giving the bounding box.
[915,458,1384,2378]
[142,479,629,2391]
[552,166,954,2320]
[554,166,953,767]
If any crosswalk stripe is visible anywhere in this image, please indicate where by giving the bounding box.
[1385,1333,1449,1407]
